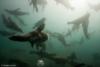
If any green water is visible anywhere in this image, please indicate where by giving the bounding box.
[0,0,100,67]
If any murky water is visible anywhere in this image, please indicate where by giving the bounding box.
[0,0,100,67]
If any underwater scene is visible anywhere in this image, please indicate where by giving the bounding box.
[0,0,100,67]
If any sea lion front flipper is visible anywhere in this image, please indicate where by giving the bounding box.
[82,21,89,39]
[29,40,34,48]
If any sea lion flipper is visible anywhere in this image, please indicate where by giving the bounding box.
[29,40,34,48]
